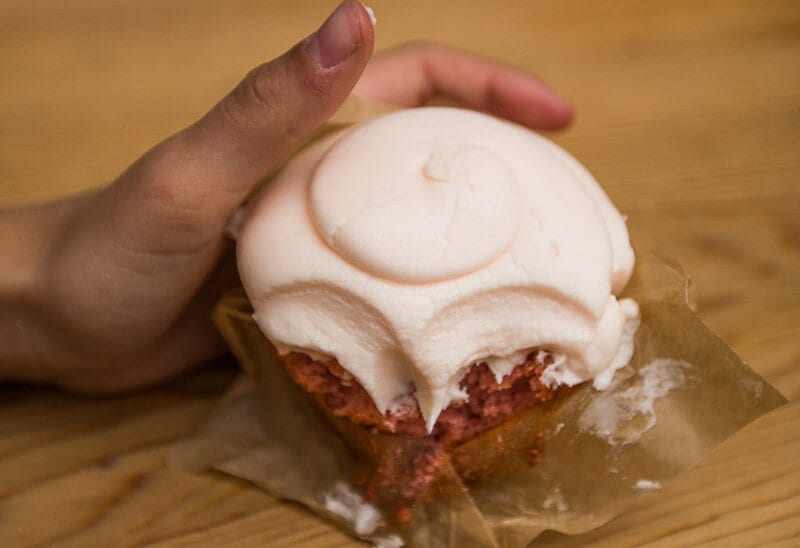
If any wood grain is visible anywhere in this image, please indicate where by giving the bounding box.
[1,0,798,546]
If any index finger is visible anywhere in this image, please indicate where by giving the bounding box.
[352,42,573,130]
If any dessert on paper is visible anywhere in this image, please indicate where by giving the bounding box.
[169,97,786,547]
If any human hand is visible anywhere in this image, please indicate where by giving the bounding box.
[0,1,572,393]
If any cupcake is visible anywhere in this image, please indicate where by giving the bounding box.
[236,107,640,513]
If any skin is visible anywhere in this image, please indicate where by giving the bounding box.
[0,1,572,394]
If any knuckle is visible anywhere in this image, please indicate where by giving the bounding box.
[220,60,306,145]
[126,145,219,250]
[246,62,284,111]
[230,62,287,122]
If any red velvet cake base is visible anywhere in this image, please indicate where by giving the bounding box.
[276,350,566,522]
[281,351,558,446]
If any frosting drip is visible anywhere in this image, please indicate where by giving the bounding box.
[238,107,639,431]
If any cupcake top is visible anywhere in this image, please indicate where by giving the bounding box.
[238,107,639,430]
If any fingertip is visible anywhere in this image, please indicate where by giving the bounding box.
[306,0,374,71]
[547,97,576,129]
[509,74,575,130]
[354,1,377,48]
[349,2,376,77]
[487,76,575,131]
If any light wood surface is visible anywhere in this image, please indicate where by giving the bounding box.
[1,1,798,546]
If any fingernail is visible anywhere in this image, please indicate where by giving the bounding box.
[310,1,361,69]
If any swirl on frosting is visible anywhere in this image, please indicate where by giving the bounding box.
[238,107,639,430]
[310,137,522,283]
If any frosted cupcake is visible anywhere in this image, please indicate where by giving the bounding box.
[237,107,640,511]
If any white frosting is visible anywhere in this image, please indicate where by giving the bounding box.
[362,4,377,26]
[310,142,522,282]
[238,107,639,431]
[634,479,662,491]
[322,482,384,536]
[578,359,691,446]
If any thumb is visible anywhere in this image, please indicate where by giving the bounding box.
[110,0,375,253]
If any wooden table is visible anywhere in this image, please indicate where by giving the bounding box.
[2,1,798,545]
